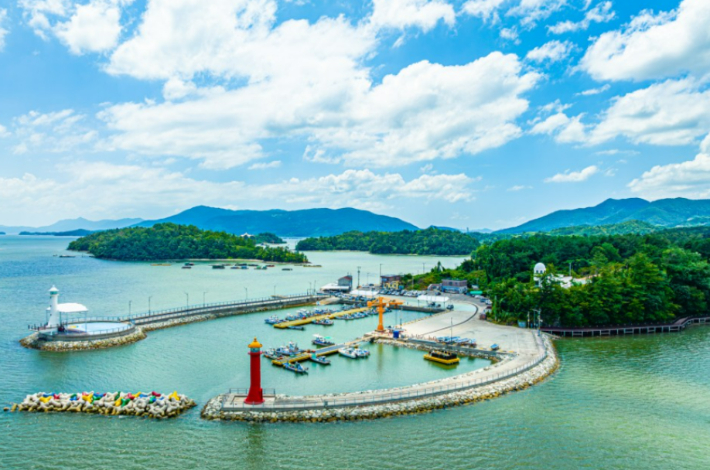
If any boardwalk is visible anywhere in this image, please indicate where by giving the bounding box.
[542,316,710,337]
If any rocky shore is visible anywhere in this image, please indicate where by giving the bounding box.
[201,336,559,423]
[9,391,196,418]
[19,328,147,352]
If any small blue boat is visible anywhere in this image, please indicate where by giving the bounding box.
[312,334,334,346]
[310,354,331,365]
[283,362,308,374]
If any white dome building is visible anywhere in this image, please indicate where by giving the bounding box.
[533,263,546,275]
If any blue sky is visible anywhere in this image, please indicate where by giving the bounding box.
[1,0,709,229]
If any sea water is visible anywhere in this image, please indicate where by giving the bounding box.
[1,236,709,469]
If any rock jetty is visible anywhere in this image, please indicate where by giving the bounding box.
[202,336,559,423]
[19,328,147,352]
[11,391,196,418]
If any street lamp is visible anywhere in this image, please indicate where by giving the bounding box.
[148,296,152,314]
[273,285,277,296]
[184,292,189,308]
[203,291,208,307]
[244,287,248,301]
[128,300,132,316]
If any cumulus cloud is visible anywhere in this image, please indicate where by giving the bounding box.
[507,0,567,28]
[545,165,598,183]
[369,0,456,32]
[628,152,710,199]
[576,84,610,96]
[0,163,477,224]
[507,184,532,191]
[461,0,506,22]
[525,40,572,63]
[590,78,710,146]
[100,52,539,169]
[548,1,614,34]
[20,0,128,54]
[530,112,587,143]
[580,0,710,81]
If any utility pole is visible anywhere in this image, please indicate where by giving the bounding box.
[379,263,383,285]
[184,292,189,308]
[203,291,208,307]
[148,296,152,314]
[569,261,572,277]
[129,300,132,316]
[357,266,361,288]
[244,287,248,300]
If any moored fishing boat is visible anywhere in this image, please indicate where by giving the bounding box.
[312,334,335,346]
[310,354,331,365]
[264,316,281,325]
[424,349,459,365]
[313,318,334,326]
[338,347,359,359]
[283,362,308,374]
[355,349,370,358]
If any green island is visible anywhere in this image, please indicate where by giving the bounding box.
[295,227,481,255]
[406,226,710,328]
[67,223,306,263]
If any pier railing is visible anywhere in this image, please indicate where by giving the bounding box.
[222,336,550,412]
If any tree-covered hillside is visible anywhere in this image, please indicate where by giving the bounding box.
[296,227,480,255]
[407,227,710,328]
[68,223,307,262]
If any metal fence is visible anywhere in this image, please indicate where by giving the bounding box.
[222,336,549,412]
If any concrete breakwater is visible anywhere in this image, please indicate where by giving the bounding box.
[10,391,196,418]
[201,336,558,423]
[19,328,147,352]
[20,294,320,351]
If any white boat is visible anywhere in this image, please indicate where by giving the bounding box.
[355,349,370,358]
[338,347,359,359]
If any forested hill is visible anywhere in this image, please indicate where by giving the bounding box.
[409,226,710,328]
[498,197,710,234]
[295,228,480,255]
[68,223,307,262]
[136,206,418,237]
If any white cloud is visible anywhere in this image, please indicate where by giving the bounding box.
[507,0,567,28]
[370,0,456,32]
[507,184,532,191]
[576,84,610,96]
[545,165,598,183]
[0,163,477,224]
[20,0,128,54]
[628,152,710,199]
[0,124,10,138]
[101,52,539,169]
[548,1,614,34]
[248,160,281,170]
[530,112,587,143]
[9,109,97,155]
[461,0,506,22]
[499,27,519,42]
[525,40,572,63]
[702,134,710,154]
[590,78,710,146]
[0,9,9,52]
[580,0,710,81]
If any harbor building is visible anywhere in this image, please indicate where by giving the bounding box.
[429,279,468,294]
[380,275,402,289]
[320,275,353,294]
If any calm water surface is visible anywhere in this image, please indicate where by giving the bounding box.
[1,237,709,469]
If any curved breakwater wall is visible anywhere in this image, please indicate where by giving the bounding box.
[201,336,559,423]
[19,328,147,352]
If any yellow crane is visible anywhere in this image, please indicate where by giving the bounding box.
[367,297,404,332]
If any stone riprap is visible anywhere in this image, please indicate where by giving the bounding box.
[201,335,558,423]
[11,391,196,419]
[19,328,147,352]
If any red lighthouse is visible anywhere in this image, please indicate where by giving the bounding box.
[244,337,265,405]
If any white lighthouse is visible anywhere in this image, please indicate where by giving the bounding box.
[47,285,61,331]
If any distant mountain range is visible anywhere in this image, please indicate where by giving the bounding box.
[0,217,143,235]
[135,206,419,237]
[497,198,710,234]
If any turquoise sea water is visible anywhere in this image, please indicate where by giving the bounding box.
[2,237,710,469]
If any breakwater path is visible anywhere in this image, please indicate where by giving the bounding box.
[121,293,321,329]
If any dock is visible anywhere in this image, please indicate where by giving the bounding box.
[273,307,370,329]
[270,340,363,366]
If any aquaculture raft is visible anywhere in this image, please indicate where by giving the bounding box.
[11,391,196,419]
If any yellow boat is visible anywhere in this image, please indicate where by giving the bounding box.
[424,350,460,365]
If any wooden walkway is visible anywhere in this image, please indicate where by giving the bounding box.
[542,316,710,337]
